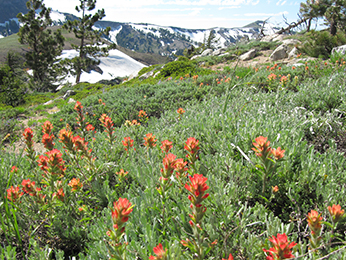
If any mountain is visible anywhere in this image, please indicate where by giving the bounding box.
[0,1,278,58]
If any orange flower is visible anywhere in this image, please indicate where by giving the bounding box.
[177,108,185,115]
[174,158,188,178]
[149,243,167,260]
[42,133,55,150]
[272,185,279,193]
[38,149,66,177]
[138,110,147,118]
[307,210,323,233]
[52,188,65,202]
[263,233,297,260]
[122,137,134,151]
[68,178,83,192]
[144,133,157,148]
[328,204,344,223]
[116,169,129,178]
[42,121,53,135]
[111,198,134,226]
[161,153,177,178]
[160,140,173,153]
[292,66,296,70]
[252,136,271,157]
[267,73,277,81]
[271,147,285,160]
[23,128,34,149]
[280,76,288,85]
[192,75,199,80]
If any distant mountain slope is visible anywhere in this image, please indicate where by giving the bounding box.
[0,0,27,23]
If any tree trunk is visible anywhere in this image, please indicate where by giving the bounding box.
[330,21,337,36]
[307,18,312,32]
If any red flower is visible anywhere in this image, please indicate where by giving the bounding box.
[10,166,18,173]
[38,149,66,177]
[73,136,91,157]
[185,174,209,200]
[86,124,95,132]
[52,188,65,202]
[42,133,55,150]
[59,128,74,151]
[149,243,167,260]
[328,204,345,223]
[160,140,173,153]
[22,179,39,196]
[23,128,34,150]
[6,186,23,203]
[263,233,297,260]
[184,137,199,154]
[144,133,157,148]
[42,121,53,135]
[161,153,177,177]
[111,198,134,226]
[222,254,234,260]
[122,137,134,151]
[174,158,188,178]
[116,169,129,178]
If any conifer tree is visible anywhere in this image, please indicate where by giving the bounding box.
[63,0,115,84]
[17,0,65,91]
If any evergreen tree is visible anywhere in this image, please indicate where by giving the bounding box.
[17,0,65,91]
[300,0,346,35]
[63,0,115,84]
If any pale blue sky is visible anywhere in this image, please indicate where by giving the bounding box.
[44,0,319,29]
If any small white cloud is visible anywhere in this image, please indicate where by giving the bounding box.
[218,6,241,10]
[244,11,289,16]
[281,0,286,5]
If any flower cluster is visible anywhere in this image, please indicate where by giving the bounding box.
[307,210,323,249]
[122,137,134,152]
[149,244,167,260]
[100,115,116,144]
[263,233,297,260]
[144,133,157,149]
[252,136,285,161]
[184,137,200,166]
[328,204,345,223]
[38,149,66,178]
[6,186,23,203]
[160,140,173,154]
[68,178,83,192]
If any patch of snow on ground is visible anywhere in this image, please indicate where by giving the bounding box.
[59,49,146,84]
[109,26,122,44]
[0,35,4,39]
[160,40,165,46]
[131,24,162,38]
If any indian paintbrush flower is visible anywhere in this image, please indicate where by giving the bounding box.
[6,186,23,203]
[160,140,173,153]
[184,137,200,165]
[122,137,134,152]
[307,209,323,249]
[42,133,55,150]
[144,133,157,149]
[263,233,297,260]
[68,178,83,192]
[328,204,345,223]
[149,243,168,260]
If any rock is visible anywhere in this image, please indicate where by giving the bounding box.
[332,45,346,55]
[270,44,288,61]
[191,54,202,60]
[153,71,161,78]
[200,49,213,57]
[139,70,154,79]
[239,48,257,61]
[288,47,299,59]
[43,100,54,106]
[63,90,76,100]
[282,39,301,46]
[261,33,284,42]
[68,98,76,104]
[126,71,139,81]
[56,85,64,91]
[212,48,226,56]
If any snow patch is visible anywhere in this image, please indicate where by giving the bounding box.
[109,26,122,44]
[58,49,146,84]
[50,10,66,24]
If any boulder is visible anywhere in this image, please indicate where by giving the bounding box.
[282,39,301,46]
[288,47,298,59]
[191,54,202,60]
[68,98,76,104]
[212,48,227,56]
[270,44,288,61]
[43,100,54,106]
[200,49,213,57]
[63,90,76,100]
[239,48,257,61]
[261,33,284,42]
[332,45,346,55]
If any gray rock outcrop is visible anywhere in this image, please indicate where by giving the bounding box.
[239,48,257,61]
[332,45,346,55]
[270,44,288,61]
[200,49,213,57]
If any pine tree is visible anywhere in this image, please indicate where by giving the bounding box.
[63,0,115,84]
[17,0,65,91]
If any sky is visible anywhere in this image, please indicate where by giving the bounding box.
[43,0,313,29]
